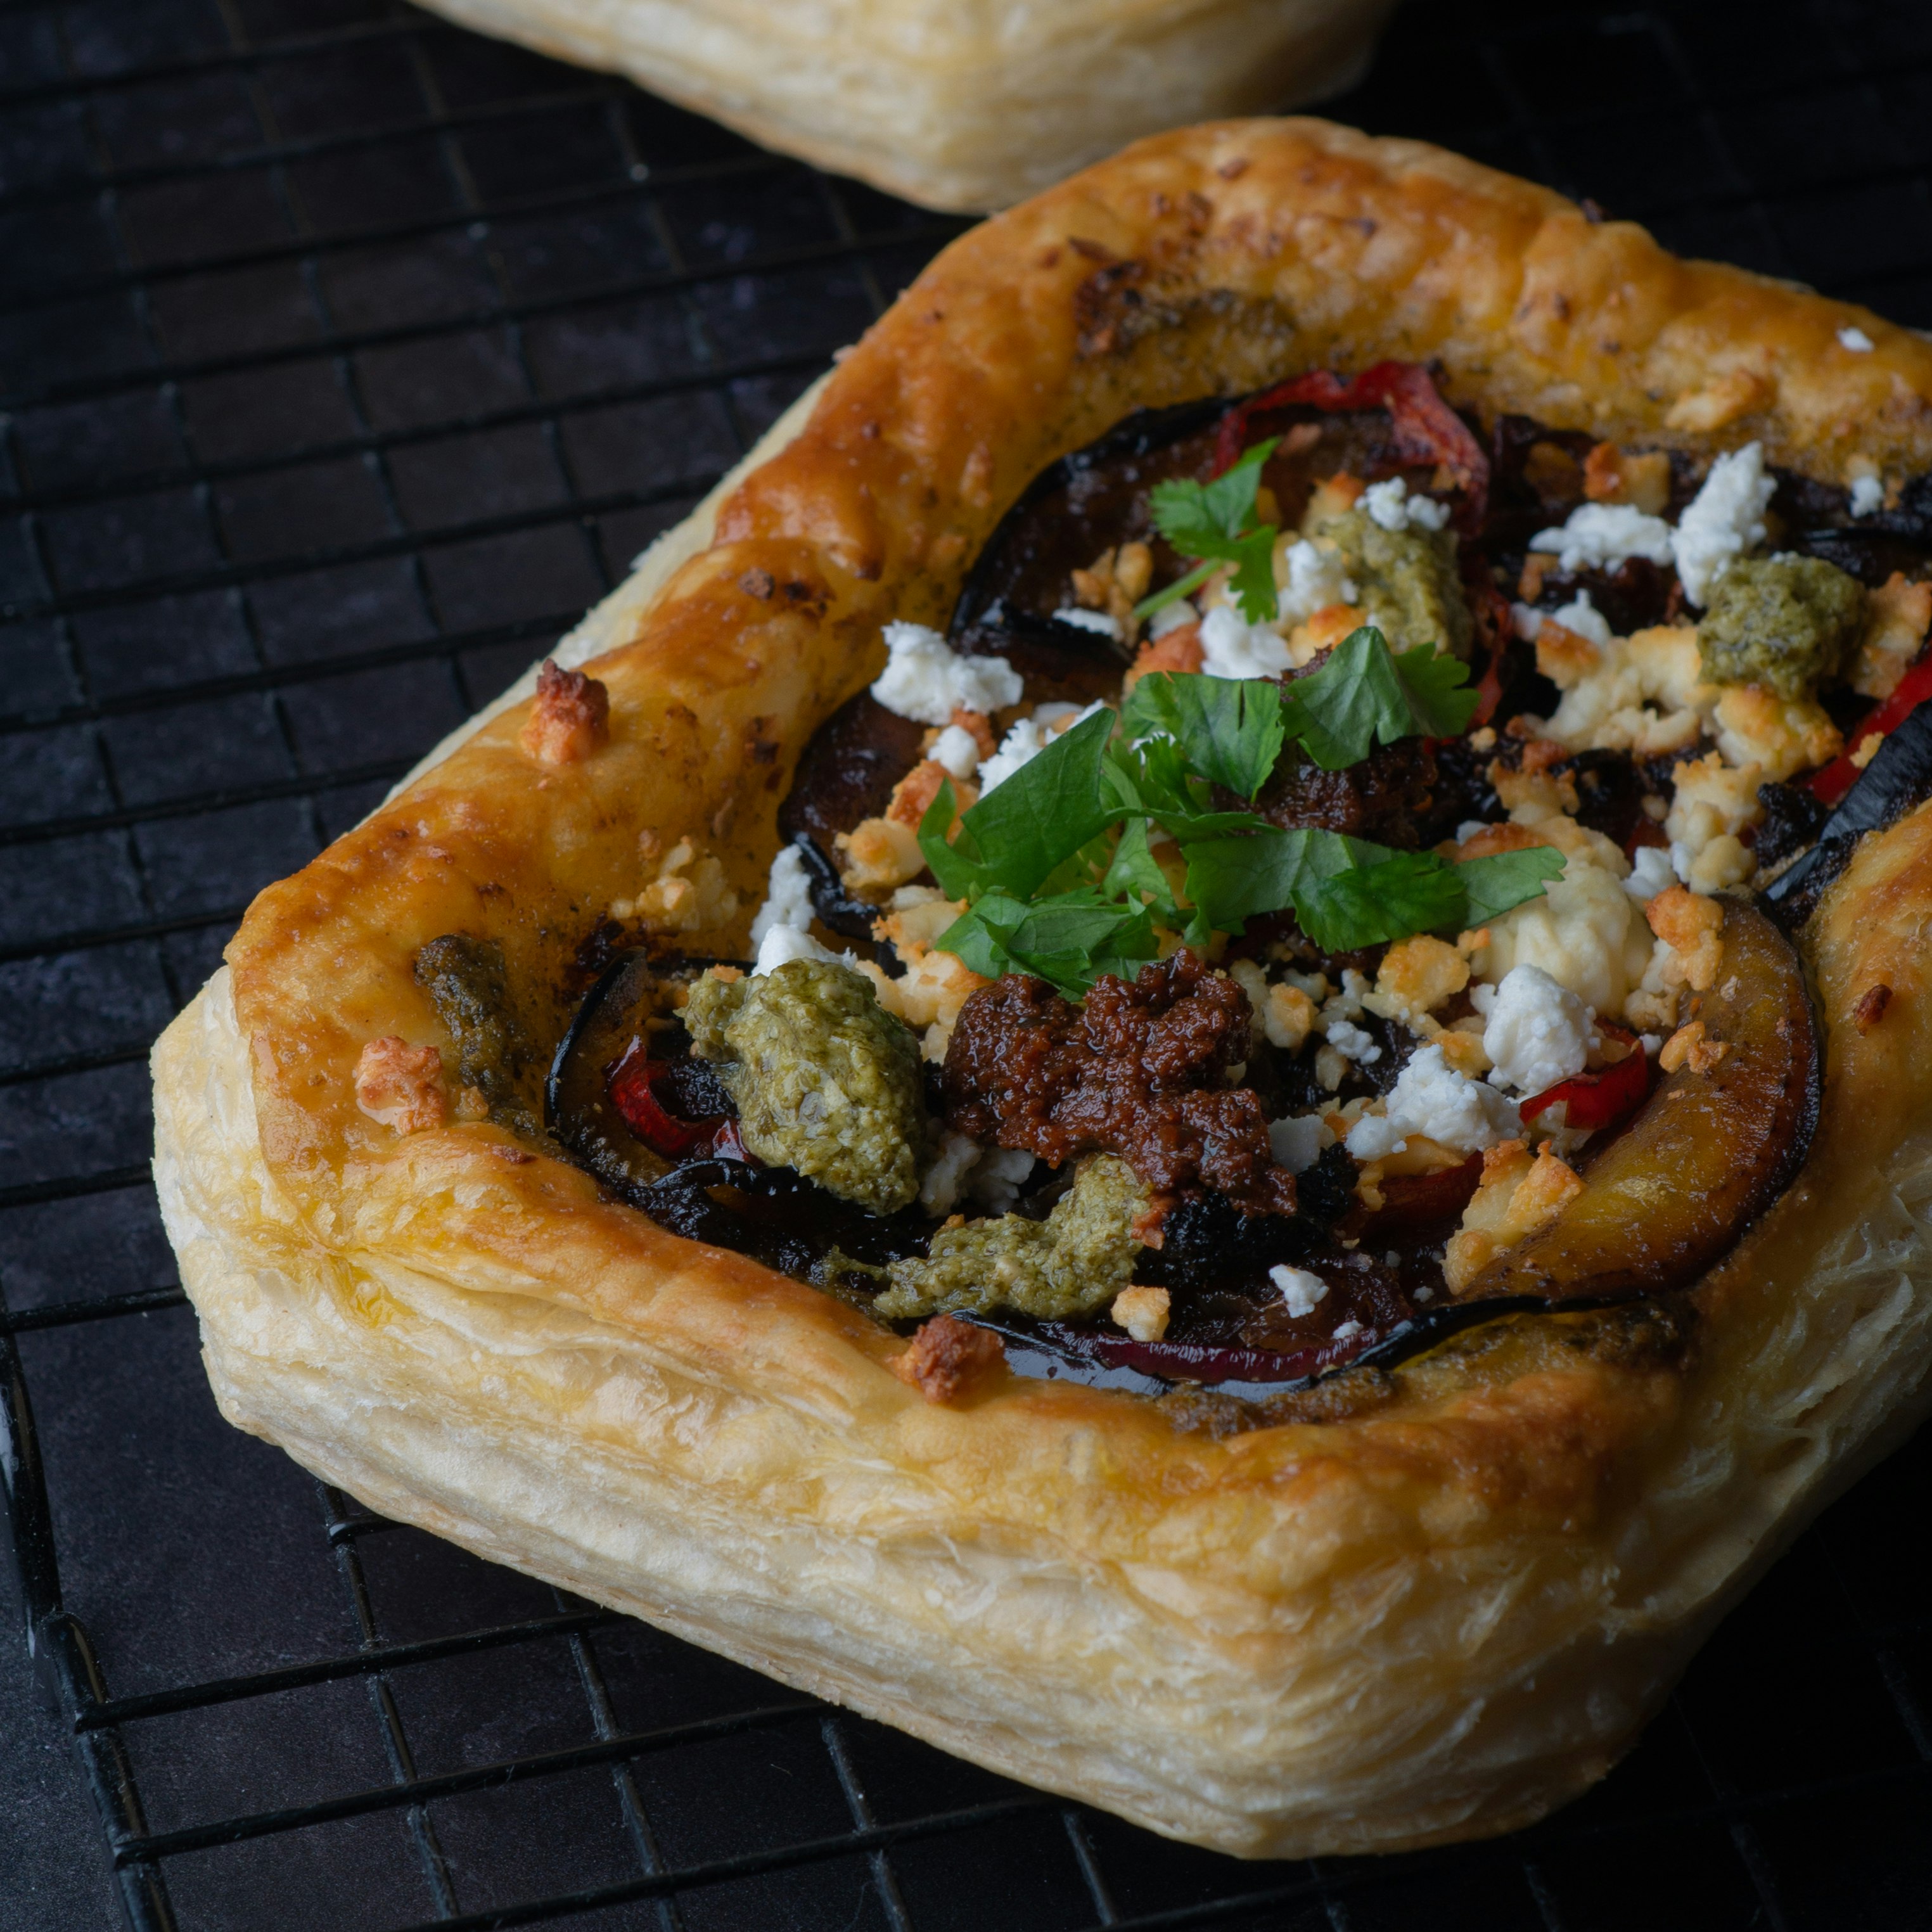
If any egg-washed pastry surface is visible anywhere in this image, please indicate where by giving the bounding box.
[155,120,1932,1858]
[414,0,1397,210]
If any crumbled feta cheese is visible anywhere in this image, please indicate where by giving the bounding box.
[1483,964,1592,1094]
[870,620,1023,726]
[968,1145,1034,1214]
[1360,476,1450,532]
[930,723,983,779]
[1623,844,1677,902]
[1473,848,1656,1014]
[1199,603,1293,679]
[1344,1045,1520,1160]
[748,843,815,950]
[1511,601,1545,643]
[1549,588,1613,646]
[1270,1263,1329,1318]
[919,1130,982,1215]
[1148,599,1198,637]
[1530,502,1674,575]
[1267,1113,1331,1173]
[1323,1018,1381,1065]
[753,923,852,977]
[977,701,1103,793]
[1331,1320,1364,1343]
[1672,443,1775,606]
[1850,473,1885,518]
[1052,606,1123,640]
[1276,538,1358,624]
[1839,324,1876,353]
[1322,968,1372,1025]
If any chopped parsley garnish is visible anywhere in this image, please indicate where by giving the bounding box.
[1134,438,1282,625]
[919,630,1559,995]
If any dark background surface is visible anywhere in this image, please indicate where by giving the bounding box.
[4,1,1932,1927]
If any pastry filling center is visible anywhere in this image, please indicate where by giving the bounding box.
[476,368,1932,1406]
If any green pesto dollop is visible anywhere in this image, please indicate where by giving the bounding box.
[874,1155,1146,1322]
[413,933,540,1139]
[1311,508,1473,660]
[1697,553,1867,698]
[684,959,926,1215]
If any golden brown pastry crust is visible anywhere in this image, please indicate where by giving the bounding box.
[411,0,1397,212]
[153,120,1932,1857]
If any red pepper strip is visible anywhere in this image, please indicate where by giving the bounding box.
[1809,651,1932,804]
[1212,361,1490,529]
[1462,572,1516,729]
[608,1037,734,1159]
[1519,1023,1649,1132]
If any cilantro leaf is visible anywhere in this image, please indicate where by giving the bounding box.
[938,888,1158,999]
[1120,672,1286,801]
[916,778,991,901]
[1293,850,1468,952]
[1101,816,1180,922]
[1455,846,1566,927]
[925,707,1122,900]
[1142,439,1283,625]
[1279,625,1480,771]
[1183,826,1545,952]
[1147,438,1278,554]
[1104,735,1270,842]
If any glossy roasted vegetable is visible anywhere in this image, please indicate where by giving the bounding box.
[1460,900,1819,1300]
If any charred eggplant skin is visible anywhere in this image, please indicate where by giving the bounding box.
[1464,901,1820,1302]
[1764,703,1932,927]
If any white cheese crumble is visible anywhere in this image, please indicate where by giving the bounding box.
[1267,1113,1331,1173]
[1270,1263,1329,1318]
[918,1137,1032,1217]
[1839,324,1876,353]
[748,843,814,950]
[753,923,852,977]
[1198,603,1293,679]
[1623,844,1677,902]
[970,1146,1035,1213]
[1332,1320,1365,1343]
[1276,538,1358,625]
[1147,598,1199,638]
[1052,606,1123,641]
[1529,502,1674,575]
[919,1130,982,1215]
[930,722,983,779]
[869,620,1023,726]
[976,701,1103,793]
[1549,588,1613,646]
[1850,474,1885,518]
[1322,1018,1382,1064]
[1360,476,1450,532]
[1343,1044,1520,1160]
[1483,963,1592,1094]
[1672,442,1775,606]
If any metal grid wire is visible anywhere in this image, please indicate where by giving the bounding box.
[3,1,1932,1926]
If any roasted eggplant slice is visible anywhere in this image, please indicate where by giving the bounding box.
[1460,900,1819,1301]
[1764,700,1932,924]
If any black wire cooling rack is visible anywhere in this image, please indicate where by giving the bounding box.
[4,1,1932,1927]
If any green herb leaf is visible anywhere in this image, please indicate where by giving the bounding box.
[1455,846,1567,927]
[1143,440,1283,625]
[1104,736,1270,842]
[935,707,1123,900]
[916,778,991,902]
[1293,850,1468,952]
[938,888,1158,999]
[1147,438,1278,555]
[1119,672,1286,802]
[1101,816,1179,922]
[1279,625,1480,771]
[1184,826,1511,952]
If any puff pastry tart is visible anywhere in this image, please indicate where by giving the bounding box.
[154,120,1932,1858]
[414,0,1395,210]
